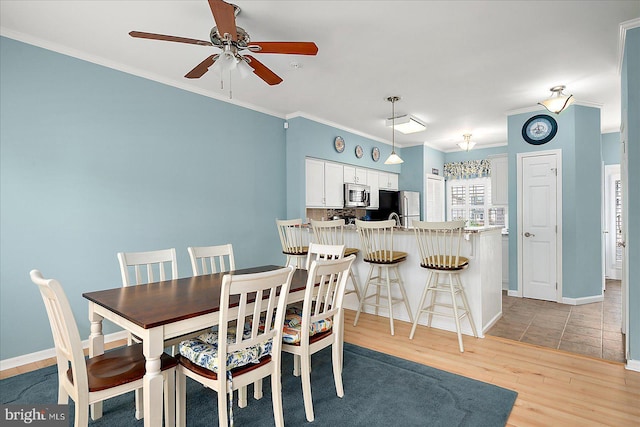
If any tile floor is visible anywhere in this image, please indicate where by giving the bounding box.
[487,279,625,362]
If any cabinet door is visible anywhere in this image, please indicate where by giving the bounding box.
[324,162,344,208]
[355,168,367,184]
[343,165,356,184]
[367,170,379,209]
[378,172,389,189]
[306,158,325,207]
[388,173,399,191]
[490,155,508,205]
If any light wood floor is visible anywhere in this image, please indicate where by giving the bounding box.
[3,311,639,426]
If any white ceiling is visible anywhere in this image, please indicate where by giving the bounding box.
[2,1,639,151]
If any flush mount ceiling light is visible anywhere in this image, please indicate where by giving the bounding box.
[538,85,575,114]
[384,96,404,165]
[385,114,427,134]
[457,133,476,152]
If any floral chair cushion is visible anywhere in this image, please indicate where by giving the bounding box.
[282,305,333,344]
[179,324,272,373]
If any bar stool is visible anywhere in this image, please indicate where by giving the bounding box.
[353,219,413,335]
[410,220,478,352]
[276,218,309,268]
[310,219,362,302]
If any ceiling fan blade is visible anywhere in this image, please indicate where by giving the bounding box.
[248,42,318,55]
[129,31,212,46]
[244,55,283,86]
[208,0,237,41]
[185,55,216,79]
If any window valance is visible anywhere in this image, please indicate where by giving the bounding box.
[444,160,491,180]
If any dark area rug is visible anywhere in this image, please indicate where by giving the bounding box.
[1,342,517,426]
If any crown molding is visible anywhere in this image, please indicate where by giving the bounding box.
[618,18,640,74]
[286,111,393,146]
[0,30,285,120]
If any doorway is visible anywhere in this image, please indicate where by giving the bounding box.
[604,164,622,280]
[517,150,562,302]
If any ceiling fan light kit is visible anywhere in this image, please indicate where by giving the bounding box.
[539,85,575,114]
[385,115,427,134]
[384,96,404,165]
[128,0,318,90]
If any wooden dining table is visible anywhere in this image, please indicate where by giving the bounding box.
[83,265,309,427]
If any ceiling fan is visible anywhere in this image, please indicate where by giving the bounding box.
[129,0,318,86]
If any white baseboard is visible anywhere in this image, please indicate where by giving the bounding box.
[507,290,519,297]
[626,358,640,372]
[0,331,128,371]
[561,294,604,305]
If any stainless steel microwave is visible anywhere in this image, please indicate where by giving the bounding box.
[344,183,370,208]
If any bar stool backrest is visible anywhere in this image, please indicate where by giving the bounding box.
[310,219,346,246]
[355,219,399,263]
[413,220,467,269]
[276,218,307,255]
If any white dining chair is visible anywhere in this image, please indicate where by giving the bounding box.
[117,248,178,287]
[30,270,177,427]
[176,266,295,427]
[281,255,355,422]
[188,244,235,276]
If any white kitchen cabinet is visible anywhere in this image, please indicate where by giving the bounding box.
[378,172,399,190]
[490,154,508,206]
[367,170,379,209]
[343,165,367,184]
[305,158,343,208]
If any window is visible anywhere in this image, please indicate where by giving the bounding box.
[446,177,507,227]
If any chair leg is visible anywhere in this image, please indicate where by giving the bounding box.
[75,396,89,427]
[448,274,465,352]
[271,371,285,427]
[394,266,414,324]
[385,267,395,335]
[456,274,478,337]
[238,386,248,408]
[254,379,263,400]
[427,273,439,327]
[300,351,315,422]
[57,382,69,405]
[134,388,144,420]
[218,378,229,427]
[293,354,301,377]
[348,268,362,302]
[176,368,187,427]
[354,264,374,326]
[375,266,381,316]
[163,369,175,427]
[332,340,345,398]
[410,271,432,339]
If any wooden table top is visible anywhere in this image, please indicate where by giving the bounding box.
[83,265,308,329]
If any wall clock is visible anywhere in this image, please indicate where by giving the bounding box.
[334,136,345,153]
[522,114,558,145]
[372,147,380,162]
[355,145,364,159]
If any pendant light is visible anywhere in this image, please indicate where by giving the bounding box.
[457,133,476,151]
[384,96,404,165]
[539,85,575,114]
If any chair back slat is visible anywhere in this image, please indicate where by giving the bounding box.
[117,248,178,286]
[30,270,89,395]
[311,219,346,246]
[276,219,308,254]
[188,244,235,276]
[305,242,345,270]
[301,256,355,341]
[413,220,466,269]
[218,266,294,361]
[355,219,397,262]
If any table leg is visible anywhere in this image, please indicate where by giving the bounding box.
[143,328,165,427]
[88,303,104,420]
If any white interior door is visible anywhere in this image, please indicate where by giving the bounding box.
[425,173,445,222]
[519,152,560,301]
[620,123,628,352]
[604,164,622,280]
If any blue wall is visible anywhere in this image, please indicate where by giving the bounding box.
[602,132,621,165]
[0,37,287,359]
[622,26,639,361]
[444,145,507,163]
[507,105,602,300]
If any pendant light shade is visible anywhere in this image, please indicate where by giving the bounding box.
[384,96,404,165]
[457,133,475,151]
[539,85,575,114]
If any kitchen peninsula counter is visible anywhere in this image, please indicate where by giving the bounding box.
[339,225,503,337]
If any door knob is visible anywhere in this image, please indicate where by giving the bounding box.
[524,232,535,237]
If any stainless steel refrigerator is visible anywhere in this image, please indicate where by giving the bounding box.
[399,191,420,227]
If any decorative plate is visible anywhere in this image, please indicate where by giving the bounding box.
[355,145,364,159]
[334,136,345,153]
[372,147,380,162]
[522,114,558,145]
